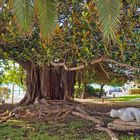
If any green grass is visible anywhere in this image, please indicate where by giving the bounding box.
[109,94,140,102]
[0,119,110,140]
[0,120,58,140]
[0,118,139,140]
[120,135,140,140]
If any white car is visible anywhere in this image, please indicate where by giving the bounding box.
[106,87,122,97]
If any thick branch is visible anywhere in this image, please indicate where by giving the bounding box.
[50,56,140,71]
[104,59,140,71]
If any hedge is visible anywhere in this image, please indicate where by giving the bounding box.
[129,89,140,94]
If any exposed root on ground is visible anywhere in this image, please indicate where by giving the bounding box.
[0,99,123,140]
[108,119,140,131]
[0,99,117,139]
[96,125,119,140]
[0,112,14,123]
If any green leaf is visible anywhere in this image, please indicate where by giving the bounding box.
[128,0,140,9]
[96,0,121,43]
[36,0,56,42]
[11,0,34,34]
[0,0,4,7]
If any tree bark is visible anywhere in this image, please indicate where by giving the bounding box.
[20,64,76,105]
[81,84,86,99]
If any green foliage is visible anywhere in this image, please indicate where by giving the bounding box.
[36,0,56,41]
[128,0,140,9]
[130,89,140,94]
[74,85,83,98]
[0,0,139,84]
[9,0,56,40]
[86,85,95,96]
[74,83,84,98]
[11,0,34,34]
[86,85,104,96]
[0,87,10,99]
[9,0,139,43]
[0,61,25,88]
[96,0,121,42]
[0,60,10,85]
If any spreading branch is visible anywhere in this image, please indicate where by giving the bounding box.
[50,56,140,71]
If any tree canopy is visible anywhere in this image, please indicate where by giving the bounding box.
[0,0,140,70]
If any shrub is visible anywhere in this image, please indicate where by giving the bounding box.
[129,89,140,94]
[86,85,105,97]
[74,86,83,98]
[74,84,105,98]
[85,85,95,96]
[0,87,10,99]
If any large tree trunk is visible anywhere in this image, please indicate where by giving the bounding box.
[20,64,76,105]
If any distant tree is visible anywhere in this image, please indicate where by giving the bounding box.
[0,87,10,99]
[3,61,25,88]
[77,63,129,98]
[0,59,10,85]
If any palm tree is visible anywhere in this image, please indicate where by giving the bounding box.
[1,0,137,42]
[9,0,56,41]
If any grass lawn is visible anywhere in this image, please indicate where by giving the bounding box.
[0,119,111,140]
[109,94,140,102]
[0,119,139,140]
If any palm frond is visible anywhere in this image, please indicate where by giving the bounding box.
[0,0,5,9]
[10,0,34,34]
[36,0,56,41]
[0,1,3,7]
[128,0,140,9]
[96,0,121,43]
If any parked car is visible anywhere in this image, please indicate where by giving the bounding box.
[108,87,122,95]
[106,87,122,96]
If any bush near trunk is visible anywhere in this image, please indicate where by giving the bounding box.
[0,87,10,99]
[74,84,105,98]
[86,85,105,97]
[129,89,140,94]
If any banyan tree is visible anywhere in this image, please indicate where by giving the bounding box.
[0,0,140,105]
